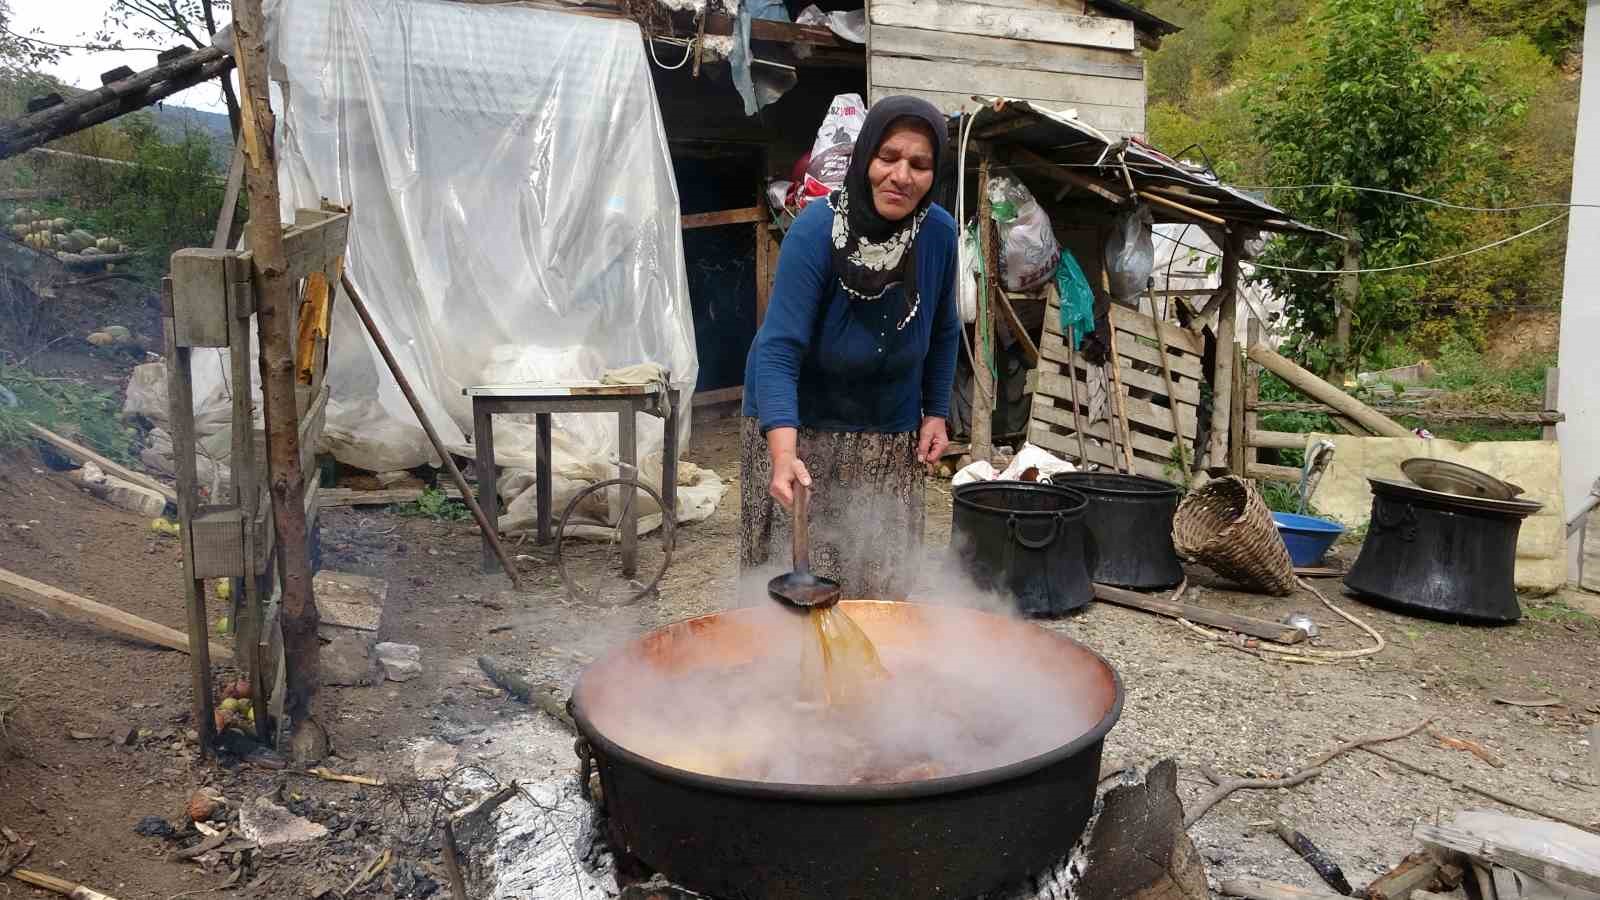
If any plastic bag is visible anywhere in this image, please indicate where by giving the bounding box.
[1105,206,1155,305]
[1056,250,1096,350]
[987,176,1060,292]
[798,93,866,210]
[958,223,981,324]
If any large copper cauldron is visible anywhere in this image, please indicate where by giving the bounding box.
[571,600,1123,899]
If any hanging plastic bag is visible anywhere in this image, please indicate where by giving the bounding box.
[958,222,981,324]
[798,93,866,210]
[1056,250,1096,350]
[1105,206,1155,305]
[987,175,1060,292]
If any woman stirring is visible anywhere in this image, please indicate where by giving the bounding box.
[741,96,960,600]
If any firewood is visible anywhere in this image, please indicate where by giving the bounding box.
[1364,851,1440,900]
[1274,822,1354,895]
[1222,876,1350,900]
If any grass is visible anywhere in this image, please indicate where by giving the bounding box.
[394,486,470,522]
[0,365,136,465]
[1523,598,1600,630]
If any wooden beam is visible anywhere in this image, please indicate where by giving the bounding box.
[27,423,176,503]
[972,157,997,462]
[1003,146,1127,205]
[1093,583,1306,644]
[1544,366,1559,440]
[1247,345,1413,438]
[681,206,766,229]
[870,55,1145,110]
[1247,401,1564,426]
[1246,461,1301,483]
[0,565,233,662]
[212,147,246,251]
[992,285,1039,367]
[1229,339,1248,476]
[0,44,229,145]
[1208,233,1242,468]
[1247,429,1310,451]
[702,13,852,48]
[692,385,743,407]
[1416,823,1600,896]
[871,25,1144,80]
[1140,190,1227,226]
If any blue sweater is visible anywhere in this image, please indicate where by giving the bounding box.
[742,199,961,434]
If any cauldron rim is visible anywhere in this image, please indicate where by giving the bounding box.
[570,600,1124,803]
[1368,477,1542,518]
[951,481,1089,517]
[1055,471,1181,498]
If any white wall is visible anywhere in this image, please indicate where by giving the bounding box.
[1557,0,1600,580]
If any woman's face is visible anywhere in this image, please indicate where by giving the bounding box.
[868,120,936,221]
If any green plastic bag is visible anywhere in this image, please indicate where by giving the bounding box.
[1056,250,1095,350]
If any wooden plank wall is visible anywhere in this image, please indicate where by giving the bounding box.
[868,0,1146,138]
[1028,301,1201,480]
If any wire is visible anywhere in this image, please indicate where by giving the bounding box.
[646,32,697,70]
[1151,212,1568,275]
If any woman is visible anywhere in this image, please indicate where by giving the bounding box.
[740,96,960,600]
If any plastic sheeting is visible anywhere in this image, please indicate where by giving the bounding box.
[1150,223,1281,344]
[245,0,698,477]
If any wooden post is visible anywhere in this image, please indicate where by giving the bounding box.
[162,277,217,752]
[1207,231,1242,471]
[233,0,321,725]
[1334,223,1360,383]
[1544,366,1559,440]
[1248,344,1413,437]
[1246,318,1262,470]
[1230,339,1247,476]
[972,156,997,462]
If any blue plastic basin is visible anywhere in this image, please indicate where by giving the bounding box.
[1272,512,1346,566]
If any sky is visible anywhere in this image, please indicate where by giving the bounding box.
[10,0,233,112]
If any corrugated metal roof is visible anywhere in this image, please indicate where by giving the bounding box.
[960,98,1340,239]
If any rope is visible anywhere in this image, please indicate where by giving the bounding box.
[646,32,697,70]
[1174,577,1386,663]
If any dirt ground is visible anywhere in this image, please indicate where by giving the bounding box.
[3,403,1600,898]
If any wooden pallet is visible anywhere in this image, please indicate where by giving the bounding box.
[1029,300,1202,480]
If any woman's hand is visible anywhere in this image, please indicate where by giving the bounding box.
[766,427,812,510]
[917,416,949,468]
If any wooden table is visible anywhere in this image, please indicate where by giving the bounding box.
[463,381,680,578]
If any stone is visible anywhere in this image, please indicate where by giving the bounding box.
[374,643,422,683]
[237,797,328,848]
[103,325,131,342]
[133,815,175,838]
[321,632,380,686]
[411,739,459,780]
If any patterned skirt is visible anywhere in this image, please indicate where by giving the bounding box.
[738,418,925,600]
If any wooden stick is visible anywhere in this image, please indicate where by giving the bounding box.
[0,566,233,662]
[451,783,519,828]
[1222,877,1349,900]
[11,868,119,900]
[1147,185,1221,205]
[991,284,1040,367]
[1186,766,1323,828]
[1138,190,1228,225]
[478,656,574,732]
[1305,719,1434,769]
[1065,322,1091,467]
[441,822,469,900]
[1093,582,1306,644]
[345,849,392,895]
[1247,345,1412,438]
[680,206,765,229]
[1364,852,1442,900]
[1104,319,1138,473]
[211,147,245,251]
[235,0,323,723]
[308,766,384,787]
[1273,822,1353,895]
[1146,289,1186,446]
[27,423,176,503]
[1369,747,1597,833]
[340,274,523,589]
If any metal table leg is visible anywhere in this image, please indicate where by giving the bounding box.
[473,400,498,574]
[536,412,553,545]
[619,402,638,580]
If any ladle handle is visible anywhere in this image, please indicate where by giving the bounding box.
[792,486,811,576]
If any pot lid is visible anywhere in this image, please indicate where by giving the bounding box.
[1399,458,1524,501]
[1368,477,1543,517]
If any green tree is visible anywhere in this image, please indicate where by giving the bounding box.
[1247,0,1497,372]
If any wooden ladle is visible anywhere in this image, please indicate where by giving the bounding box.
[766,487,841,613]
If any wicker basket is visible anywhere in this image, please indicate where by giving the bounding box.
[1171,476,1296,596]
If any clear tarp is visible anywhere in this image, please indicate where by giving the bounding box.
[255,0,699,478]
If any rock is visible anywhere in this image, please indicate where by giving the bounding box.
[321,632,380,686]
[86,331,115,347]
[103,325,131,342]
[133,815,176,838]
[411,739,459,780]
[237,796,329,848]
[374,643,422,683]
[81,246,101,256]
[290,717,331,766]
[68,462,107,487]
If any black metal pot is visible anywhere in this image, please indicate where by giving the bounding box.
[1344,478,1542,623]
[951,482,1094,615]
[1054,472,1183,589]
[571,601,1124,900]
